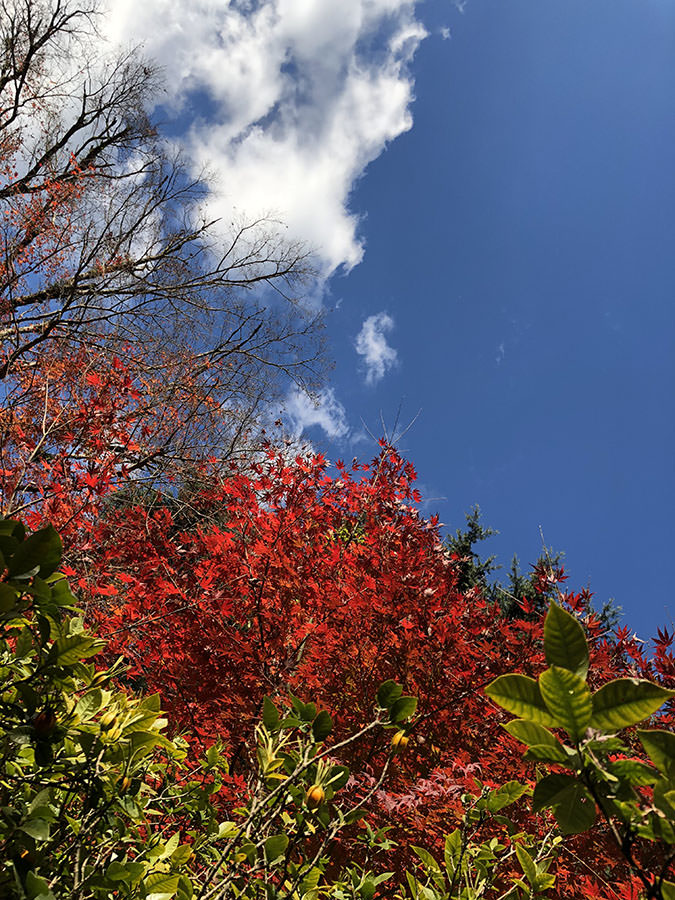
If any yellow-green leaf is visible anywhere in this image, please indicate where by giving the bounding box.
[590,680,674,732]
[485,675,559,727]
[544,603,589,679]
[539,667,592,739]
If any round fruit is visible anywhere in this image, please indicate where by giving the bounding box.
[305,784,325,810]
[391,731,409,754]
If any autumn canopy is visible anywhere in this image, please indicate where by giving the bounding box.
[1,3,674,899]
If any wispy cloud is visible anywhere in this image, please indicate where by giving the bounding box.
[101,0,427,280]
[355,312,398,384]
[283,387,349,439]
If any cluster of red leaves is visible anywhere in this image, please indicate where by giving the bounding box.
[0,348,143,532]
[63,443,674,900]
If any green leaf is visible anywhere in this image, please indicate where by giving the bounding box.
[662,881,675,900]
[47,634,99,666]
[48,575,77,607]
[539,666,592,739]
[8,525,62,578]
[75,689,103,721]
[487,781,529,812]
[377,680,403,709]
[638,729,675,777]
[171,845,193,866]
[300,867,322,895]
[485,674,559,727]
[0,518,25,539]
[411,846,441,872]
[129,730,175,754]
[523,743,570,763]
[390,695,417,723]
[544,603,589,678]
[25,872,55,900]
[264,833,289,862]
[608,758,659,786]
[300,701,317,722]
[655,779,675,819]
[326,764,350,790]
[312,709,333,742]
[20,817,50,840]
[444,829,461,876]
[107,861,135,882]
[533,774,596,834]
[515,845,537,887]
[590,680,674,732]
[262,695,280,730]
[0,582,19,613]
[145,872,180,900]
[503,718,561,748]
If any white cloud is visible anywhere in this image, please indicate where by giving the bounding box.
[100,0,427,279]
[283,387,349,439]
[355,311,398,384]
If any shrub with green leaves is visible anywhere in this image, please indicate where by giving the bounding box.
[0,519,416,900]
[486,602,675,900]
[402,783,561,900]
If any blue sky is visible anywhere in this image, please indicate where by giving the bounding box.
[104,0,674,640]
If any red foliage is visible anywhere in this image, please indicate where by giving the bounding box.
[65,443,674,899]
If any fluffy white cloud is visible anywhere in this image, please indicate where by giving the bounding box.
[283,387,349,439]
[355,311,398,384]
[100,0,427,278]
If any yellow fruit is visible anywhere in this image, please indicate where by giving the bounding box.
[305,784,325,810]
[99,710,117,730]
[391,731,409,754]
[106,724,122,741]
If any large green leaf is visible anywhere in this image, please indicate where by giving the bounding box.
[486,781,529,812]
[20,817,50,841]
[638,729,675,777]
[262,695,280,730]
[0,583,18,613]
[377,680,403,709]
[654,778,675,820]
[523,743,570,764]
[48,574,77,607]
[411,846,441,872]
[544,603,589,679]
[533,773,578,811]
[312,709,333,742]
[145,872,180,900]
[75,689,103,722]
[264,833,289,862]
[515,844,537,887]
[485,675,559,727]
[444,830,461,877]
[8,525,62,578]
[47,634,100,666]
[590,679,674,732]
[503,719,561,748]
[608,757,659,786]
[533,773,596,834]
[539,667,592,739]
[389,696,417,723]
